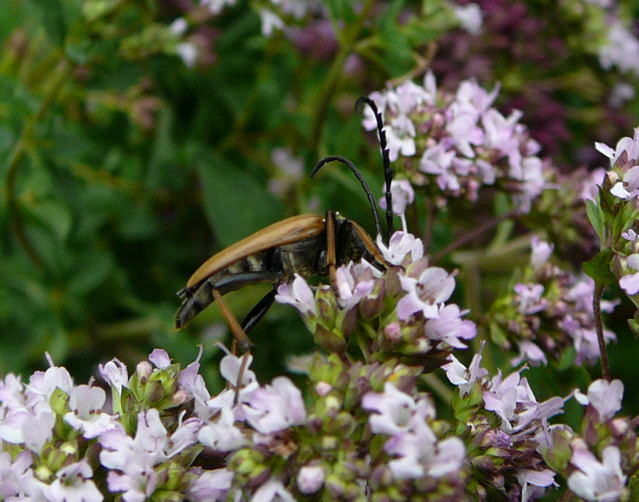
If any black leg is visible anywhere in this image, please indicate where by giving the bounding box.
[241,287,277,334]
[175,271,281,329]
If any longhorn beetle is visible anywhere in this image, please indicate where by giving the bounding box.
[175,98,394,347]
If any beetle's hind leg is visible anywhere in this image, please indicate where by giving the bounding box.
[175,271,281,329]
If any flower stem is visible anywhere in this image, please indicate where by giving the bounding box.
[593,281,611,381]
[431,209,518,264]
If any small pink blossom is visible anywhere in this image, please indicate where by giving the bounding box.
[64,385,118,439]
[98,358,129,394]
[568,444,626,502]
[244,377,306,434]
[376,231,424,266]
[43,460,102,502]
[442,352,488,397]
[148,349,171,369]
[275,274,317,316]
[574,379,624,422]
[619,254,639,295]
[362,382,434,435]
[530,236,553,270]
[397,267,456,320]
[187,468,233,501]
[297,465,325,494]
[251,479,295,502]
[379,180,415,218]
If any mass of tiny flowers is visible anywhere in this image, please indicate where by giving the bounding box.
[3,156,639,501]
[362,72,549,212]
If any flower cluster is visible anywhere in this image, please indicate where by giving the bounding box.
[443,351,563,500]
[592,128,639,303]
[488,236,617,366]
[363,73,549,212]
[598,17,639,78]
[553,379,634,502]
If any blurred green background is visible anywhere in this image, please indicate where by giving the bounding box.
[1,0,639,406]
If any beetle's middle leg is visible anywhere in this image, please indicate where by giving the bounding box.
[211,289,253,404]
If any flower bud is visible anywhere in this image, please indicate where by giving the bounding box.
[297,465,325,494]
[315,381,332,396]
[136,361,153,380]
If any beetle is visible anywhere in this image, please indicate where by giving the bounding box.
[175,98,394,339]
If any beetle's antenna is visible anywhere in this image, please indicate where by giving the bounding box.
[311,155,383,238]
[356,96,393,240]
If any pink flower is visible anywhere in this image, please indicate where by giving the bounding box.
[397,267,456,320]
[297,465,325,494]
[574,379,624,422]
[379,180,415,217]
[442,352,488,397]
[424,304,476,348]
[251,479,295,502]
[334,260,379,310]
[64,385,118,439]
[619,254,639,295]
[43,460,102,502]
[275,274,317,316]
[375,231,424,266]
[530,236,553,270]
[98,358,129,394]
[244,377,306,434]
[362,382,434,435]
[148,349,171,369]
[187,468,233,501]
[568,445,626,501]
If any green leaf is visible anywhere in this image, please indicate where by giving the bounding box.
[323,0,355,22]
[191,146,283,247]
[585,198,604,241]
[26,200,73,243]
[29,0,67,46]
[582,249,615,285]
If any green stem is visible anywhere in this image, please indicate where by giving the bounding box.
[307,0,375,156]
[593,281,611,381]
[5,58,73,268]
[431,209,518,264]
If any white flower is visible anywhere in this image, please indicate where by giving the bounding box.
[275,274,317,316]
[43,461,103,502]
[376,231,424,266]
[454,3,482,35]
[259,9,285,37]
[362,382,434,435]
[98,358,128,394]
[568,445,626,501]
[251,479,295,502]
[530,236,553,270]
[574,379,624,422]
[64,385,118,439]
[244,377,306,434]
[396,267,456,320]
[297,465,325,494]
